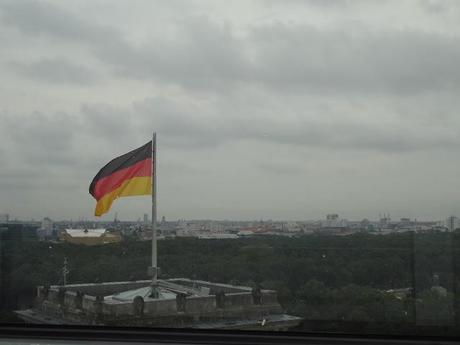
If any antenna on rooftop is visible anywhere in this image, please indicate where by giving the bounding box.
[62,257,69,286]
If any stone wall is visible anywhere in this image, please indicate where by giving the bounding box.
[261,291,278,305]
[82,295,97,312]
[143,299,177,315]
[185,295,216,314]
[225,292,253,307]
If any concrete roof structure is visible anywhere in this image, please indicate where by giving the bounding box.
[15,278,303,330]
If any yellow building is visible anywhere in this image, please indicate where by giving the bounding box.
[59,228,121,246]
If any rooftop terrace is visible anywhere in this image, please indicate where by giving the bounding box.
[16,278,302,331]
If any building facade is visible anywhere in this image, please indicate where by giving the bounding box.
[59,229,121,246]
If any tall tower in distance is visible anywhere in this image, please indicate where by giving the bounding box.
[446,216,458,232]
[0,213,9,223]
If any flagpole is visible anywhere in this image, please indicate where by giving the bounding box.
[151,132,158,285]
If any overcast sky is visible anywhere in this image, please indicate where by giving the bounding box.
[1,0,460,221]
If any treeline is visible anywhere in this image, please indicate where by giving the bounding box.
[1,231,459,334]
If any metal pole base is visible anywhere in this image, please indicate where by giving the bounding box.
[147,266,161,279]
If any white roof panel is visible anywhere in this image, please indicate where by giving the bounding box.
[65,229,106,237]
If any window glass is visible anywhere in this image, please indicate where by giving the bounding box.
[1,0,460,337]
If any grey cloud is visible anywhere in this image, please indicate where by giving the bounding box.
[297,0,352,7]
[101,16,249,90]
[248,25,460,94]
[258,162,305,175]
[1,94,460,220]
[10,58,97,84]
[1,96,458,200]
[79,100,226,150]
[121,25,460,94]
[132,97,227,148]
[120,97,460,153]
[419,0,448,13]
[0,0,119,43]
[262,0,353,7]
[82,21,460,94]
[4,1,460,94]
[0,111,78,167]
[240,120,460,152]
[81,104,135,141]
[0,109,106,201]
[2,1,460,220]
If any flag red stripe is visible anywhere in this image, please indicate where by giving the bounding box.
[92,158,152,200]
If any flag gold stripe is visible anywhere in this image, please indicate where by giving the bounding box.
[95,176,152,216]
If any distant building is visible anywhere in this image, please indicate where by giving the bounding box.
[0,213,9,223]
[207,221,223,233]
[237,229,255,237]
[322,214,348,229]
[157,222,177,238]
[0,223,39,241]
[379,213,391,226]
[400,218,411,225]
[285,222,302,233]
[143,214,149,224]
[40,217,53,235]
[59,229,121,246]
[326,214,339,221]
[197,233,238,239]
[37,217,54,240]
[446,216,459,232]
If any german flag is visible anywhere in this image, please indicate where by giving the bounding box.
[89,141,152,216]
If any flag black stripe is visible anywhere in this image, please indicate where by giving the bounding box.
[89,141,152,196]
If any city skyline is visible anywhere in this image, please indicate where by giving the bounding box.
[0,212,452,224]
[1,1,460,220]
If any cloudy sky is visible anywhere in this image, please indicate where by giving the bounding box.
[1,0,460,221]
